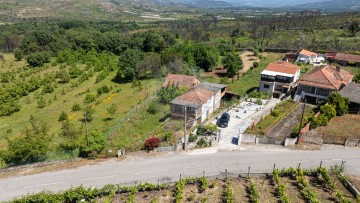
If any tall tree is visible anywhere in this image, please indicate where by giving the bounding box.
[117,49,144,81]
[222,52,243,77]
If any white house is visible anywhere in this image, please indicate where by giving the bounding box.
[170,83,227,125]
[259,61,301,98]
[296,49,317,63]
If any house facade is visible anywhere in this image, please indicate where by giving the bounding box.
[296,65,353,103]
[296,49,317,63]
[162,74,200,89]
[259,61,301,98]
[170,83,227,126]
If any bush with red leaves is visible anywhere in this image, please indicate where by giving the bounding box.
[144,137,161,151]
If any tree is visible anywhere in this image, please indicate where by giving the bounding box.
[71,103,81,111]
[349,21,360,36]
[60,121,82,150]
[319,104,336,120]
[79,130,107,158]
[58,111,68,122]
[56,69,70,83]
[222,52,243,77]
[83,106,95,122]
[13,48,23,61]
[193,44,219,72]
[142,32,165,52]
[327,93,349,116]
[135,53,162,79]
[84,94,97,103]
[157,86,188,104]
[0,117,51,164]
[27,51,51,67]
[144,137,161,152]
[116,49,144,81]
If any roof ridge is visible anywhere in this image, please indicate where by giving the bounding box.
[321,66,338,89]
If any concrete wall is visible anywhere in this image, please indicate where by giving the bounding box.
[259,81,274,94]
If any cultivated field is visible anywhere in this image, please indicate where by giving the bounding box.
[11,167,359,203]
[0,54,162,158]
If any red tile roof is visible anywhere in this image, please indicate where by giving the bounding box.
[299,49,317,57]
[171,88,214,108]
[326,52,337,59]
[265,61,301,75]
[298,65,353,90]
[162,74,200,88]
[335,53,360,63]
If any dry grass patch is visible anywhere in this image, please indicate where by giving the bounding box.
[315,114,360,144]
[252,176,279,202]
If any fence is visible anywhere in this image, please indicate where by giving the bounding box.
[117,159,347,188]
[106,91,158,140]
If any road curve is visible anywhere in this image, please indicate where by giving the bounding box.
[0,148,360,201]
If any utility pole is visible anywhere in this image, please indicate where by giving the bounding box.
[183,106,187,150]
[84,111,89,146]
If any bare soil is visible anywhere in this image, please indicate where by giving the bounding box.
[231,178,249,202]
[308,175,337,202]
[281,176,305,202]
[252,176,279,202]
[239,51,260,76]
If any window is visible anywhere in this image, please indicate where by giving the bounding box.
[263,84,270,89]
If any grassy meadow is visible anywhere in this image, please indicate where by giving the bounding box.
[0,54,162,155]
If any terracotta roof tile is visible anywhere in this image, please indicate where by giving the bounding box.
[335,53,360,63]
[162,74,200,88]
[265,61,301,75]
[171,88,214,108]
[299,65,353,90]
[299,49,317,56]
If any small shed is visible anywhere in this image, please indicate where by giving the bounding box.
[340,82,360,114]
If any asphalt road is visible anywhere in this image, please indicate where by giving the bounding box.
[1,147,360,201]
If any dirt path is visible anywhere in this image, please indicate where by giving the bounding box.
[239,51,260,76]
[266,104,302,139]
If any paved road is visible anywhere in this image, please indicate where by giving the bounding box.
[1,148,360,201]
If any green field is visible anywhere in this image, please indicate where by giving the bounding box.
[0,54,162,156]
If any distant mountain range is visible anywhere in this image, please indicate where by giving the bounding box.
[174,0,360,11]
[294,0,360,11]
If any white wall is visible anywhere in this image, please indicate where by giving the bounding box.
[259,81,274,93]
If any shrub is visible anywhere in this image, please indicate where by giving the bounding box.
[188,133,198,142]
[58,111,68,122]
[42,83,54,94]
[222,178,234,203]
[71,103,81,111]
[253,62,259,68]
[200,177,207,192]
[79,130,107,158]
[97,85,110,95]
[248,182,260,203]
[84,94,97,103]
[144,137,161,151]
[204,123,217,134]
[146,102,160,115]
[37,97,46,108]
[327,93,349,116]
[107,103,117,116]
[173,179,186,203]
[272,109,280,117]
[320,104,336,120]
[196,125,206,135]
[197,138,208,147]
[14,48,23,61]
[310,114,328,129]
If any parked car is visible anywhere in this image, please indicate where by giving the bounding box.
[217,112,230,127]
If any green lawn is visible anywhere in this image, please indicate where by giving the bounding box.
[246,100,299,135]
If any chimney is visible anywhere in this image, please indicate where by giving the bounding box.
[336,66,341,72]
